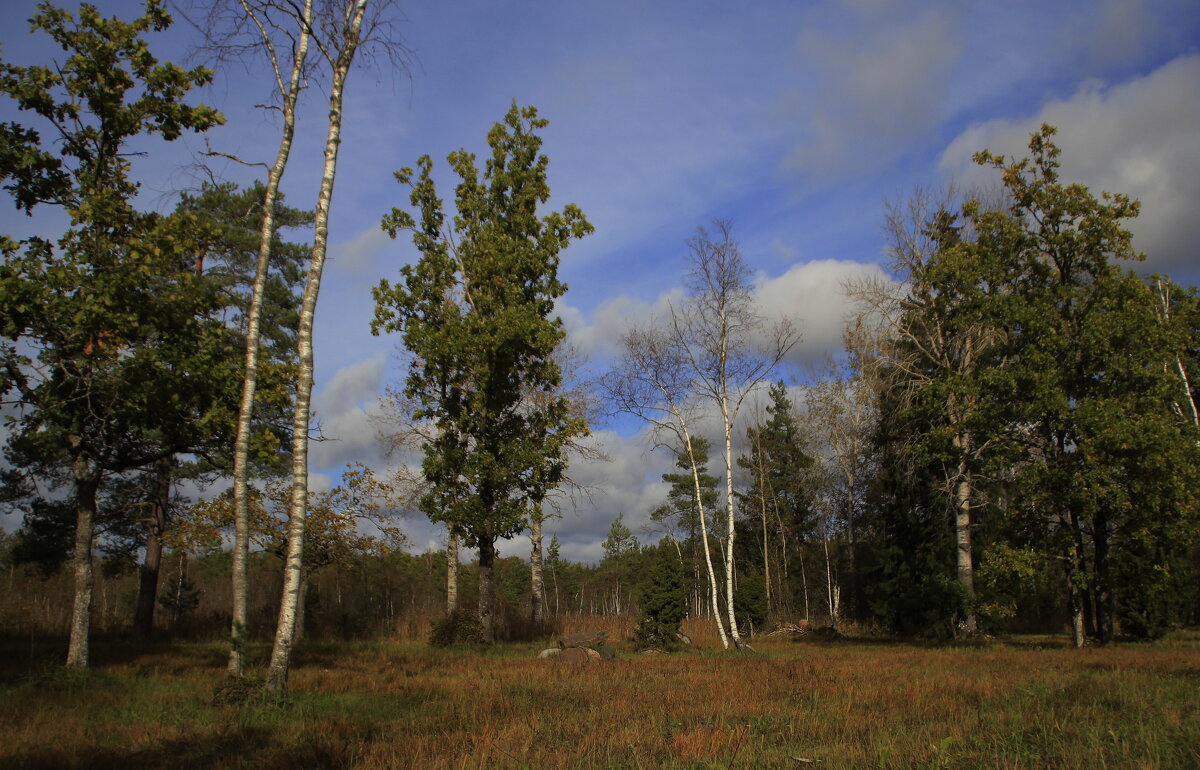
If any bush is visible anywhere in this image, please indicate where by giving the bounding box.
[734,569,768,634]
[633,545,687,651]
[428,606,483,647]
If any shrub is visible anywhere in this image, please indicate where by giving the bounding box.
[428,606,483,647]
[633,545,687,651]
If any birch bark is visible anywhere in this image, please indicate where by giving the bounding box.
[266,0,367,693]
[228,0,313,679]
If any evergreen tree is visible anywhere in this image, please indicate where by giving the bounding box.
[633,542,688,651]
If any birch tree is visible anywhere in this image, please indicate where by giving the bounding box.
[608,323,731,648]
[265,0,370,693]
[673,222,798,644]
[197,0,315,680]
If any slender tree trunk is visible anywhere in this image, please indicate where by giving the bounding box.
[757,455,771,614]
[1094,510,1113,645]
[722,411,741,643]
[478,537,497,643]
[228,0,313,679]
[823,528,838,632]
[530,514,544,625]
[266,0,367,694]
[446,531,459,614]
[799,545,810,622]
[66,450,99,669]
[683,427,729,649]
[135,457,172,637]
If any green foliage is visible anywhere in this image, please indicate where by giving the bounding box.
[371,102,592,557]
[633,544,688,650]
[733,569,768,634]
[602,513,638,562]
[975,543,1041,633]
[428,606,484,647]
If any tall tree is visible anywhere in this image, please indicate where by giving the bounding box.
[0,0,221,668]
[265,0,370,693]
[206,0,315,680]
[852,189,1010,636]
[672,222,798,644]
[371,102,592,643]
[738,382,813,616]
[971,125,1200,645]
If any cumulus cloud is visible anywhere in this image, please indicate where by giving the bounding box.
[309,354,390,473]
[939,54,1200,275]
[562,258,891,369]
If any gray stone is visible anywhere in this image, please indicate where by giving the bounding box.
[559,646,600,662]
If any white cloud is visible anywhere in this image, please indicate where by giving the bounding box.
[563,258,889,369]
[309,354,390,473]
[939,54,1200,274]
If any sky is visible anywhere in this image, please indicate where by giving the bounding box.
[2,0,1199,563]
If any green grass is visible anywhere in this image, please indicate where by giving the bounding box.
[1,631,1197,768]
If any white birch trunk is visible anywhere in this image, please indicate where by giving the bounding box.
[952,443,977,637]
[446,530,459,614]
[530,514,545,625]
[683,425,730,649]
[722,403,741,643]
[228,0,312,679]
[266,0,366,694]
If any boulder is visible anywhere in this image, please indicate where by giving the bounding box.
[674,632,692,646]
[596,644,616,660]
[559,646,601,662]
[537,648,561,659]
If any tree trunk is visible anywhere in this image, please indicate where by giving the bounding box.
[66,450,99,669]
[823,528,838,632]
[229,0,312,680]
[684,428,729,649]
[722,414,741,643]
[292,569,309,644]
[134,457,172,637]
[266,0,366,695]
[799,545,810,622]
[530,514,544,626]
[478,537,497,643]
[446,530,459,614]
[1094,509,1113,645]
[952,447,977,637]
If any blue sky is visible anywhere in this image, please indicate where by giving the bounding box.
[2,0,1199,562]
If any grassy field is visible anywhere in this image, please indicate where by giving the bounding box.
[1,622,1198,769]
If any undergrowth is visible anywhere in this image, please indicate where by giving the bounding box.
[0,630,1196,768]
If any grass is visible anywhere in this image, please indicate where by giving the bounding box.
[1,625,1198,768]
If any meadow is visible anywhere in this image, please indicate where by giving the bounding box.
[1,618,1197,769]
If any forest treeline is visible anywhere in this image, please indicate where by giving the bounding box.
[1,0,1198,691]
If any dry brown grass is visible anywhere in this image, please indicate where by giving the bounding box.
[1,628,1198,768]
